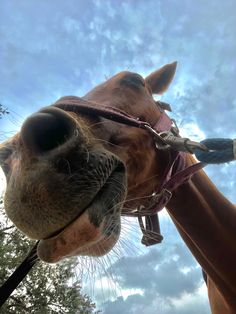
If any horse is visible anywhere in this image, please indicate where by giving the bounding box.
[0,62,236,314]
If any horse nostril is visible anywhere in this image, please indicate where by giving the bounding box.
[21,107,77,154]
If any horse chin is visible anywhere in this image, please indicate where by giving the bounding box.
[37,167,126,263]
[37,209,121,263]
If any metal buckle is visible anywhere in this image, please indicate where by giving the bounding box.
[171,119,179,135]
[159,131,208,154]
[144,122,208,154]
[137,188,172,215]
[144,124,171,150]
[161,188,172,202]
[121,189,172,217]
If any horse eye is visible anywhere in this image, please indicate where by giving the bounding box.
[0,146,12,176]
[120,74,145,88]
[0,146,12,162]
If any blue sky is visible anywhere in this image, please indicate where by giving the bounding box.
[0,1,236,313]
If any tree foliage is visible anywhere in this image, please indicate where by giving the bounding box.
[0,198,100,314]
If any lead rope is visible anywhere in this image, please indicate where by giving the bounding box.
[195,138,236,164]
[0,241,39,307]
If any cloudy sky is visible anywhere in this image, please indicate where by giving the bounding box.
[1,0,236,313]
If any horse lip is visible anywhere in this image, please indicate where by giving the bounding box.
[42,160,126,241]
[37,162,126,262]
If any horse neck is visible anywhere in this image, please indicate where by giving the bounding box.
[166,155,236,310]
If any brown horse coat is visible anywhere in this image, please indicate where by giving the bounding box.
[1,62,235,313]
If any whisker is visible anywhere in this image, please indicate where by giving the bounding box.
[89,120,111,128]
[94,137,124,149]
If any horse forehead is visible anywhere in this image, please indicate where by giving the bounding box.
[107,70,143,82]
[85,70,151,106]
[83,71,160,126]
[87,70,145,95]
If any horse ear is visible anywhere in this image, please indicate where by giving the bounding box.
[145,61,177,94]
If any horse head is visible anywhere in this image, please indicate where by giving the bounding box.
[0,62,177,263]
